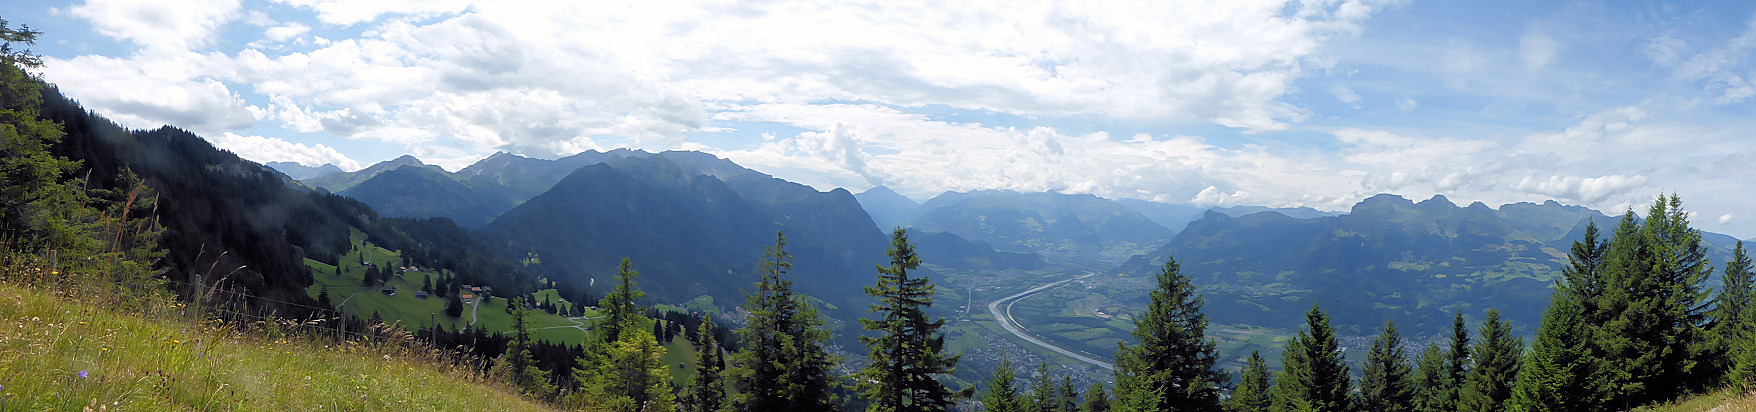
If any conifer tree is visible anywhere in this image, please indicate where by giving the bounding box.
[1410,343,1449,412]
[1709,241,1753,381]
[1360,320,1414,412]
[1225,351,1272,412]
[507,296,552,395]
[730,231,838,410]
[1029,362,1057,412]
[317,285,332,308]
[445,290,464,317]
[1080,384,1110,412]
[582,326,677,412]
[599,257,645,344]
[1509,292,1600,412]
[687,322,728,412]
[1732,294,1756,391]
[1112,258,1226,412]
[982,358,1026,412]
[1596,196,1714,406]
[858,228,960,412]
[1059,376,1079,412]
[1459,309,1521,412]
[1561,222,1608,321]
[1270,304,1351,412]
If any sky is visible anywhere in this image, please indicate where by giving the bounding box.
[5,0,1756,239]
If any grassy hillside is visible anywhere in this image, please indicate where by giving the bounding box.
[0,281,556,411]
[1633,387,1756,411]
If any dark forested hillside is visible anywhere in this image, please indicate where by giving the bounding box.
[339,165,514,227]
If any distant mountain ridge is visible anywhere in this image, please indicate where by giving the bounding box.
[1114,193,1741,337]
[265,161,344,180]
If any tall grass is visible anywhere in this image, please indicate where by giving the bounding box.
[0,260,558,411]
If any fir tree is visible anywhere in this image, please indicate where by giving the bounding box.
[317,285,332,308]
[1732,293,1756,391]
[857,228,960,412]
[687,322,728,412]
[1410,343,1449,412]
[730,231,839,410]
[1112,258,1227,412]
[1509,292,1601,412]
[1270,304,1351,412]
[1080,384,1110,412]
[581,326,677,412]
[1360,320,1414,412]
[1459,309,1521,412]
[1225,351,1272,412]
[982,358,1026,412]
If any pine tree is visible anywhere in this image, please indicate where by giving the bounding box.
[1709,241,1753,382]
[857,228,960,412]
[317,285,332,308]
[1410,343,1448,412]
[1360,320,1414,412]
[730,231,839,410]
[1732,293,1756,391]
[1509,292,1600,412]
[982,359,1026,412]
[1270,304,1352,412]
[1112,258,1227,412]
[1225,351,1272,412]
[1080,383,1111,412]
[599,257,645,344]
[687,322,728,412]
[506,296,552,395]
[1029,362,1057,412]
[1459,309,1521,412]
[1561,222,1608,322]
[422,274,433,293]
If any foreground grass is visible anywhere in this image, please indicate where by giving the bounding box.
[1635,386,1756,412]
[0,282,557,411]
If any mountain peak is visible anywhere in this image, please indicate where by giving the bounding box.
[1417,194,1457,209]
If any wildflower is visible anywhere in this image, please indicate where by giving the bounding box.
[79,370,88,379]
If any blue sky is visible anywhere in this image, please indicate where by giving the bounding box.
[5,0,1756,238]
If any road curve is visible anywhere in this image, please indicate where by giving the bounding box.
[986,272,1115,370]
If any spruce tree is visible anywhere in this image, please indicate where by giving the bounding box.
[1360,320,1414,412]
[1112,258,1227,412]
[1270,304,1351,412]
[1509,292,1600,412]
[317,285,332,308]
[858,228,959,411]
[1459,309,1521,412]
[1561,222,1608,321]
[730,231,839,410]
[1081,384,1111,412]
[687,322,728,412]
[1709,241,1753,382]
[582,326,677,412]
[1410,343,1448,412]
[1225,351,1272,412]
[445,290,464,317]
[982,359,1026,412]
[599,257,645,344]
[1732,292,1756,391]
[1059,376,1080,412]
[1029,362,1057,412]
[507,296,552,395]
[1596,196,1714,406]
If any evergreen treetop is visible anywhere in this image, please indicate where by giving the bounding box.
[858,228,959,412]
[1112,258,1226,412]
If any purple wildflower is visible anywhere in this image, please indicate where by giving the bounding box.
[78,370,87,379]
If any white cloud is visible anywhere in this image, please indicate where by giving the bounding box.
[42,53,259,135]
[67,0,241,51]
[1519,26,1560,70]
[1331,85,1362,104]
[263,23,309,43]
[1721,214,1735,224]
[1512,174,1649,204]
[206,132,363,170]
[270,0,472,25]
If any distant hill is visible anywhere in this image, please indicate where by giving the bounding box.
[454,149,649,204]
[483,154,892,330]
[1114,194,1739,337]
[912,230,1045,270]
[912,190,1173,265]
[855,185,922,230]
[266,161,344,180]
[338,165,514,228]
[304,155,444,193]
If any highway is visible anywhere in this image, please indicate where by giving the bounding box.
[986,272,1115,370]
